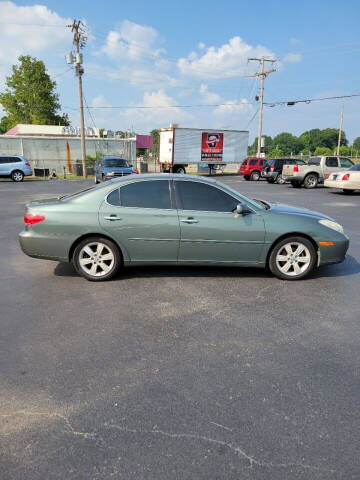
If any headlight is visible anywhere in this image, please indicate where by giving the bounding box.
[318,219,344,233]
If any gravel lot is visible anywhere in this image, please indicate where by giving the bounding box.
[1,177,360,480]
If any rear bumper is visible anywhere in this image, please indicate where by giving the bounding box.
[325,179,358,190]
[19,230,69,262]
[282,175,301,182]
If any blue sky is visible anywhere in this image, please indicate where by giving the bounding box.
[1,0,360,141]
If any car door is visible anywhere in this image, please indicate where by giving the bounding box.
[174,179,265,264]
[0,156,10,175]
[99,179,180,263]
[324,157,341,176]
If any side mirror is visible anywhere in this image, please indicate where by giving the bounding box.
[236,203,252,215]
[236,204,243,214]
[129,164,133,168]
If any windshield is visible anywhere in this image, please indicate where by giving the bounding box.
[350,164,360,171]
[103,158,129,168]
[308,157,321,166]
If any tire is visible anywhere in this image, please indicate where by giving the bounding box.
[11,170,24,182]
[291,180,302,188]
[343,189,355,194]
[266,178,275,184]
[276,174,286,184]
[304,174,318,189]
[73,236,122,281]
[174,166,186,174]
[269,236,317,281]
[250,171,260,181]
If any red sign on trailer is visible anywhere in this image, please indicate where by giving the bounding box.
[201,132,224,161]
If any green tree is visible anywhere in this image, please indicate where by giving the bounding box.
[298,129,322,153]
[352,137,360,155]
[150,129,159,157]
[339,146,351,156]
[272,132,301,155]
[313,146,333,156]
[248,135,273,156]
[0,115,12,134]
[268,148,284,158]
[0,55,69,127]
[321,128,347,150]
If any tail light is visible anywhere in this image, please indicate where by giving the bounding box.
[342,173,350,181]
[25,162,31,167]
[326,173,331,179]
[293,165,299,172]
[270,165,274,171]
[134,169,139,174]
[24,213,45,225]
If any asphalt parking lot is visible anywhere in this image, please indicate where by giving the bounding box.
[1,177,360,480]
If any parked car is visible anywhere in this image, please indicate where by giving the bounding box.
[282,156,354,188]
[238,157,267,181]
[94,156,138,183]
[19,174,349,282]
[324,163,360,194]
[262,158,307,184]
[0,155,32,182]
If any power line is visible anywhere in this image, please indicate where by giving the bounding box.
[264,92,360,107]
[63,101,254,110]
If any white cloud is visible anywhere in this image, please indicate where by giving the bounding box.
[91,94,112,108]
[198,42,206,50]
[121,89,193,131]
[283,53,302,63]
[0,1,71,63]
[199,84,221,104]
[178,36,276,79]
[213,98,253,116]
[99,20,165,62]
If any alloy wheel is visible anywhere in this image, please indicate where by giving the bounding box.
[275,242,311,277]
[78,242,115,277]
[12,171,24,182]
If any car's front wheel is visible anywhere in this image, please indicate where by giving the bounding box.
[269,236,317,280]
[11,170,24,182]
[73,237,121,281]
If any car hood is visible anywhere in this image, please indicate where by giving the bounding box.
[267,202,333,221]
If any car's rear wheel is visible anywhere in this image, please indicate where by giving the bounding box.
[269,236,317,280]
[343,189,355,194]
[73,237,121,281]
[174,166,186,174]
[250,171,260,181]
[291,180,302,188]
[304,174,318,189]
[11,170,24,182]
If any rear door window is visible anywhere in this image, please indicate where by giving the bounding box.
[249,159,257,166]
[175,180,238,212]
[120,180,172,209]
[325,157,339,167]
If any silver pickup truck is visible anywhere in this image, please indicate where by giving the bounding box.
[282,156,354,188]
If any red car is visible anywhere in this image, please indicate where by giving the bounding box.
[238,157,267,181]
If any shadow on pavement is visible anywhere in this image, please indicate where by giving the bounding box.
[54,255,360,281]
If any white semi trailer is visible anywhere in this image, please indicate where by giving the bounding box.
[158,126,249,174]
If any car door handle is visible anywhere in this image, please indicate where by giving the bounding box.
[181,218,199,224]
[104,215,122,221]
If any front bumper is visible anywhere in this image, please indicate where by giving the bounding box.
[318,234,349,266]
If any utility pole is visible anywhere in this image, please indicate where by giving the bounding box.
[67,20,87,179]
[248,57,276,157]
[337,105,344,156]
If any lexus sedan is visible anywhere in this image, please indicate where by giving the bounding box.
[19,174,349,281]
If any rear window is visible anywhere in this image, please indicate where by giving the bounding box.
[308,157,321,166]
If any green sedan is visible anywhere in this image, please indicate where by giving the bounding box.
[19,174,349,281]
